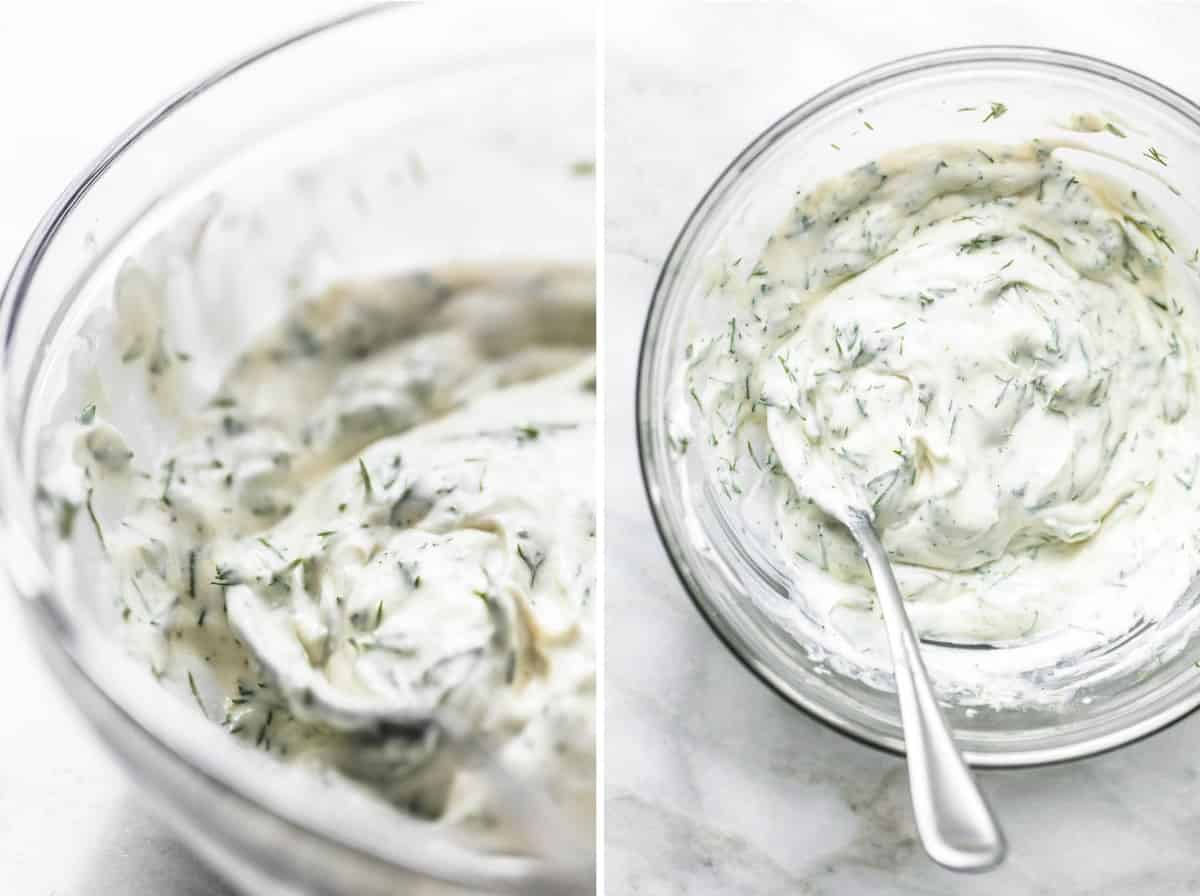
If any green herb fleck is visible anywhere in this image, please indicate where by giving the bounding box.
[1176,456,1199,491]
[358,458,374,500]
[188,670,208,718]
[778,355,797,384]
[959,234,1004,254]
[161,458,177,506]
[1152,226,1175,254]
[85,488,106,552]
[256,710,273,748]
[1145,146,1168,166]
[516,543,546,588]
[257,537,285,560]
[983,102,1007,122]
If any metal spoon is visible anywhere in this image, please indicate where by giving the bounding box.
[841,506,1006,871]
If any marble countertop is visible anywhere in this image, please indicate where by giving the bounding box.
[604,1,1200,893]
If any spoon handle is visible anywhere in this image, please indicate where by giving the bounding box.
[846,511,1006,872]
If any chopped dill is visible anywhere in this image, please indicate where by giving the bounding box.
[1144,146,1168,166]
[358,458,374,499]
[188,670,207,718]
[982,101,1007,122]
[85,488,106,552]
[161,457,177,506]
[959,234,1004,254]
[746,441,763,470]
[1152,227,1175,254]
[516,543,546,587]
[257,537,285,560]
[778,355,797,383]
[1176,455,1199,491]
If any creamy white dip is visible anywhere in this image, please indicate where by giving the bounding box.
[39,263,595,847]
[676,139,1200,703]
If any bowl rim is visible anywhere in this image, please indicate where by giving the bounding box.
[0,2,591,890]
[635,43,1200,769]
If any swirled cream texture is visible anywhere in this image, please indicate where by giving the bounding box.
[678,140,1200,698]
[39,263,595,849]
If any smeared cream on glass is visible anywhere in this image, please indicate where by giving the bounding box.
[676,140,1200,703]
[39,263,595,849]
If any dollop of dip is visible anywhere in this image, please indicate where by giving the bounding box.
[39,263,595,848]
[677,140,1200,703]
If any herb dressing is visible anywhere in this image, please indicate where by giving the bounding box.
[41,263,595,847]
[676,140,1200,703]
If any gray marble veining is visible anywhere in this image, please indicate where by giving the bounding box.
[604,2,1200,892]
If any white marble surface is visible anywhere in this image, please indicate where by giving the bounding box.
[604,1,1200,893]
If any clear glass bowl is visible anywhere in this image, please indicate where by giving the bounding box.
[0,5,594,893]
[638,47,1200,766]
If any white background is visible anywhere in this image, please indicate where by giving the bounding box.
[0,4,350,892]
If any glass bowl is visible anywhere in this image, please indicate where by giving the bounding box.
[638,46,1200,767]
[0,5,594,894]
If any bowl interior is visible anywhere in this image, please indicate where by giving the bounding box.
[639,48,1200,764]
[2,6,594,892]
